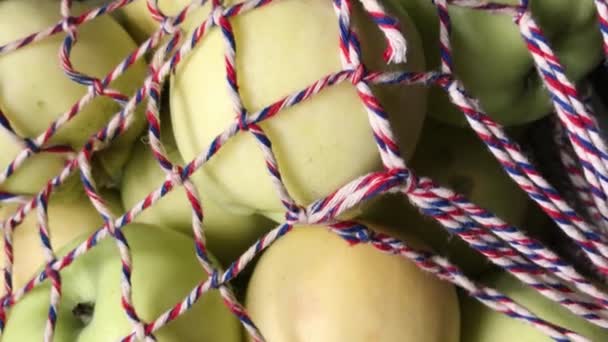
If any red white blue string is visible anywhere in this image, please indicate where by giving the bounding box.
[0,0,607,341]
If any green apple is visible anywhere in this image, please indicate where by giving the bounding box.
[396,0,602,127]
[460,271,608,341]
[113,0,203,44]
[0,0,147,196]
[170,0,428,223]
[98,187,127,216]
[2,223,242,341]
[0,189,124,297]
[245,224,460,341]
[360,118,533,276]
[121,113,275,265]
[361,193,495,276]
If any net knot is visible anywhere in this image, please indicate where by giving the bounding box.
[90,78,105,97]
[350,64,366,85]
[428,72,453,89]
[396,167,418,194]
[168,166,185,187]
[23,138,41,153]
[443,78,468,100]
[103,219,117,236]
[237,108,249,131]
[210,6,225,26]
[160,18,178,35]
[209,270,221,289]
[44,262,60,285]
[512,2,530,25]
[434,73,458,92]
[1,295,11,310]
[61,15,77,34]
[285,205,311,225]
[133,322,149,342]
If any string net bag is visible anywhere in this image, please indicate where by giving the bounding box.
[1,0,608,341]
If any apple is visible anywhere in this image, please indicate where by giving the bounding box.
[360,118,534,276]
[245,223,460,341]
[0,189,125,297]
[360,193,495,276]
[0,0,147,197]
[2,222,242,341]
[396,0,603,127]
[120,113,275,265]
[589,84,608,146]
[113,0,203,44]
[460,271,608,341]
[170,0,428,223]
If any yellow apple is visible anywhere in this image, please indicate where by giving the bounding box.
[0,189,123,297]
[245,224,460,341]
[170,0,428,223]
[0,0,147,197]
[120,114,275,265]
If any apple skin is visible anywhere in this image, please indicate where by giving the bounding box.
[113,0,202,44]
[361,193,494,276]
[0,0,147,196]
[120,118,275,265]
[0,189,124,297]
[170,0,428,223]
[2,223,243,342]
[396,0,603,127]
[589,84,608,143]
[360,118,535,276]
[460,271,608,341]
[245,224,460,342]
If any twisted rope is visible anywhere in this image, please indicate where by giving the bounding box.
[0,0,607,341]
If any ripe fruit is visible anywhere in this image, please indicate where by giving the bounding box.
[361,119,533,275]
[170,0,428,223]
[3,223,243,341]
[397,0,602,127]
[461,271,608,341]
[0,0,147,196]
[0,190,122,296]
[245,224,460,341]
[120,115,275,265]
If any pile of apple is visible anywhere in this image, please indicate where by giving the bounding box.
[0,0,606,341]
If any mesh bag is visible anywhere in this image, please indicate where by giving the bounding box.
[1,0,608,341]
